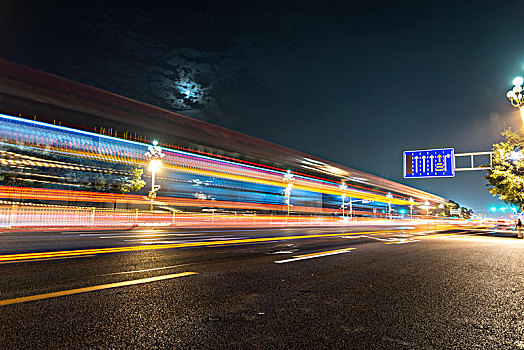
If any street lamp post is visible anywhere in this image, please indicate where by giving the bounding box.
[145,141,165,211]
[283,170,294,216]
[424,200,430,217]
[386,192,393,219]
[409,197,414,219]
[339,182,348,217]
[506,76,524,127]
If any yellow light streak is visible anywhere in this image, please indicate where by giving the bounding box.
[160,163,412,205]
[3,146,414,205]
[0,272,197,306]
[1,142,416,205]
[0,230,400,262]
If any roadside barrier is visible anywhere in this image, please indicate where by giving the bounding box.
[0,205,434,230]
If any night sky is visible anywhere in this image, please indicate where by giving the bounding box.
[1,0,523,215]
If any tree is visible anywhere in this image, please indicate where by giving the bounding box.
[116,168,146,194]
[433,201,456,217]
[0,144,146,194]
[62,163,146,194]
[486,128,524,210]
[433,200,472,218]
[460,207,473,219]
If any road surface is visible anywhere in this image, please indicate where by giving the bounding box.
[1,224,523,349]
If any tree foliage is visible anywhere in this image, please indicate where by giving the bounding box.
[0,144,146,194]
[116,168,147,194]
[432,200,473,219]
[486,128,524,210]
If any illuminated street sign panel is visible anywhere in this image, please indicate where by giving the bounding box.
[403,148,455,178]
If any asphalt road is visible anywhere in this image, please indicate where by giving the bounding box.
[1,223,524,349]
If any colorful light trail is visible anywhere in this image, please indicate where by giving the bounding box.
[0,113,440,215]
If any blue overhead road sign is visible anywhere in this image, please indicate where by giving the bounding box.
[403,148,455,178]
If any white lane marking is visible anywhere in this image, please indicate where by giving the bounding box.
[102,264,193,276]
[268,250,296,254]
[386,239,420,245]
[274,249,354,264]
[367,236,389,241]
[411,231,444,235]
[361,236,420,244]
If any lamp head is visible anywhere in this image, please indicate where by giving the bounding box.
[148,159,163,172]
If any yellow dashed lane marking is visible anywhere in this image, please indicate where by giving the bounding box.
[0,271,197,306]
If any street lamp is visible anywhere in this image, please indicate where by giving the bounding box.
[424,200,430,217]
[144,140,165,211]
[283,170,294,216]
[506,76,524,127]
[386,192,393,219]
[339,182,348,217]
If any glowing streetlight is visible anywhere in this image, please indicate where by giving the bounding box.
[283,170,294,216]
[339,182,348,217]
[424,200,430,217]
[148,159,162,173]
[144,140,165,211]
[506,76,524,127]
[386,192,393,219]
